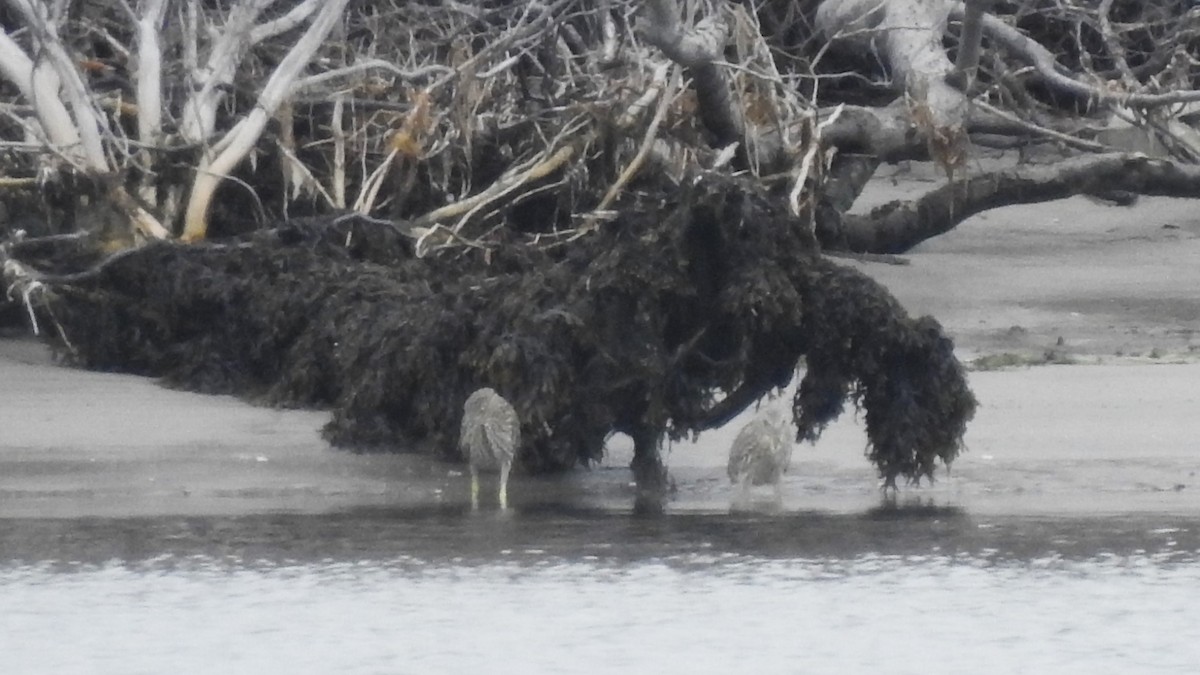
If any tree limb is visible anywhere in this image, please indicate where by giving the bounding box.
[181,0,351,241]
[817,0,968,172]
[835,153,1200,253]
[411,143,579,254]
[249,0,321,43]
[292,60,453,92]
[134,0,168,204]
[0,29,80,157]
[948,0,988,91]
[5,0,110,172]
[640,0,748,169]
[179,0,276,144]
[964,2,1200,109]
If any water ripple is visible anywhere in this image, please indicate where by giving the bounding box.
[2,511,1198,673]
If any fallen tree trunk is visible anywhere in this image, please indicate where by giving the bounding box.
[832,153,1200,253]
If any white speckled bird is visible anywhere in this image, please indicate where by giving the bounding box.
[727,404,794,504]
[459,387,520,510]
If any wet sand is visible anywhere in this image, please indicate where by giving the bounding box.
[2,162,1198,518]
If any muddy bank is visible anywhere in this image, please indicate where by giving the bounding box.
[3,335,1198,518]
[849,162,1200,362]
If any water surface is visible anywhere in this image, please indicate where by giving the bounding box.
[3,507,1198,674]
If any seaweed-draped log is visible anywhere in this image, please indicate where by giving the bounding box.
[6,174,975,488]
[791,259,976,486]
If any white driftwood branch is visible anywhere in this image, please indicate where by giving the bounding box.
[600,10,619,67]
[5,0,111,171]
[109,184,171,240]
[182,0,199,75]
[293,60,453,92]
[182,0,351,241]
[0,30,71,152]
[0,29,34,98]
[180,0,276,143]
[818,0,964,130]
[135,0,169,204]
[135,0,168,149]
[331,94,346,209]
[250,0,321,43]
[411,143,577,243]
[586,64,678,223]
[352,149,396,215]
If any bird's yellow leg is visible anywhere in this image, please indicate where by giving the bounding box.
[498,461,511,510]
[470,466,480,510]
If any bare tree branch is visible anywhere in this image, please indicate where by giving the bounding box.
[293,60,453,92]
[180,0,276,144]
[134,0,168,204]
[249,0,321,43]
[5,0,110,171]
[949,0,988,91]
[817,0,968,173]
[641,0,748,168]
[839,153,1200,252]
[964,2,1200,108]
[182,0,352,241]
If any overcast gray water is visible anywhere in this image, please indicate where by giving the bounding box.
[2,507,1199,674]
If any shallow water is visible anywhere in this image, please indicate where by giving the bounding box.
[2,507,1199,674]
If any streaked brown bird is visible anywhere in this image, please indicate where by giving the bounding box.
[727,404,794,505]
[459,387,520,510]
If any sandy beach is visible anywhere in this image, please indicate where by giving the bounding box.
[3,162,1198,518]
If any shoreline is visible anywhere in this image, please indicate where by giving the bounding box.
[3,163,1198,519]
[3,336,1197,519]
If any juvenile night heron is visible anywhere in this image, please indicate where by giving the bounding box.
[459,387,520,510]
[727,404,794,504]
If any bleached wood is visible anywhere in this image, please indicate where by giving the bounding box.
[3,0,109,171]
[182,0,351,241]
[135,0,169,204]
[180,0,276,143]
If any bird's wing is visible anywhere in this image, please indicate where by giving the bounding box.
[727,422,759,480]
[482,399,519,462]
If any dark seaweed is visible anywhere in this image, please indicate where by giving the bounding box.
[9,173,975,483]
